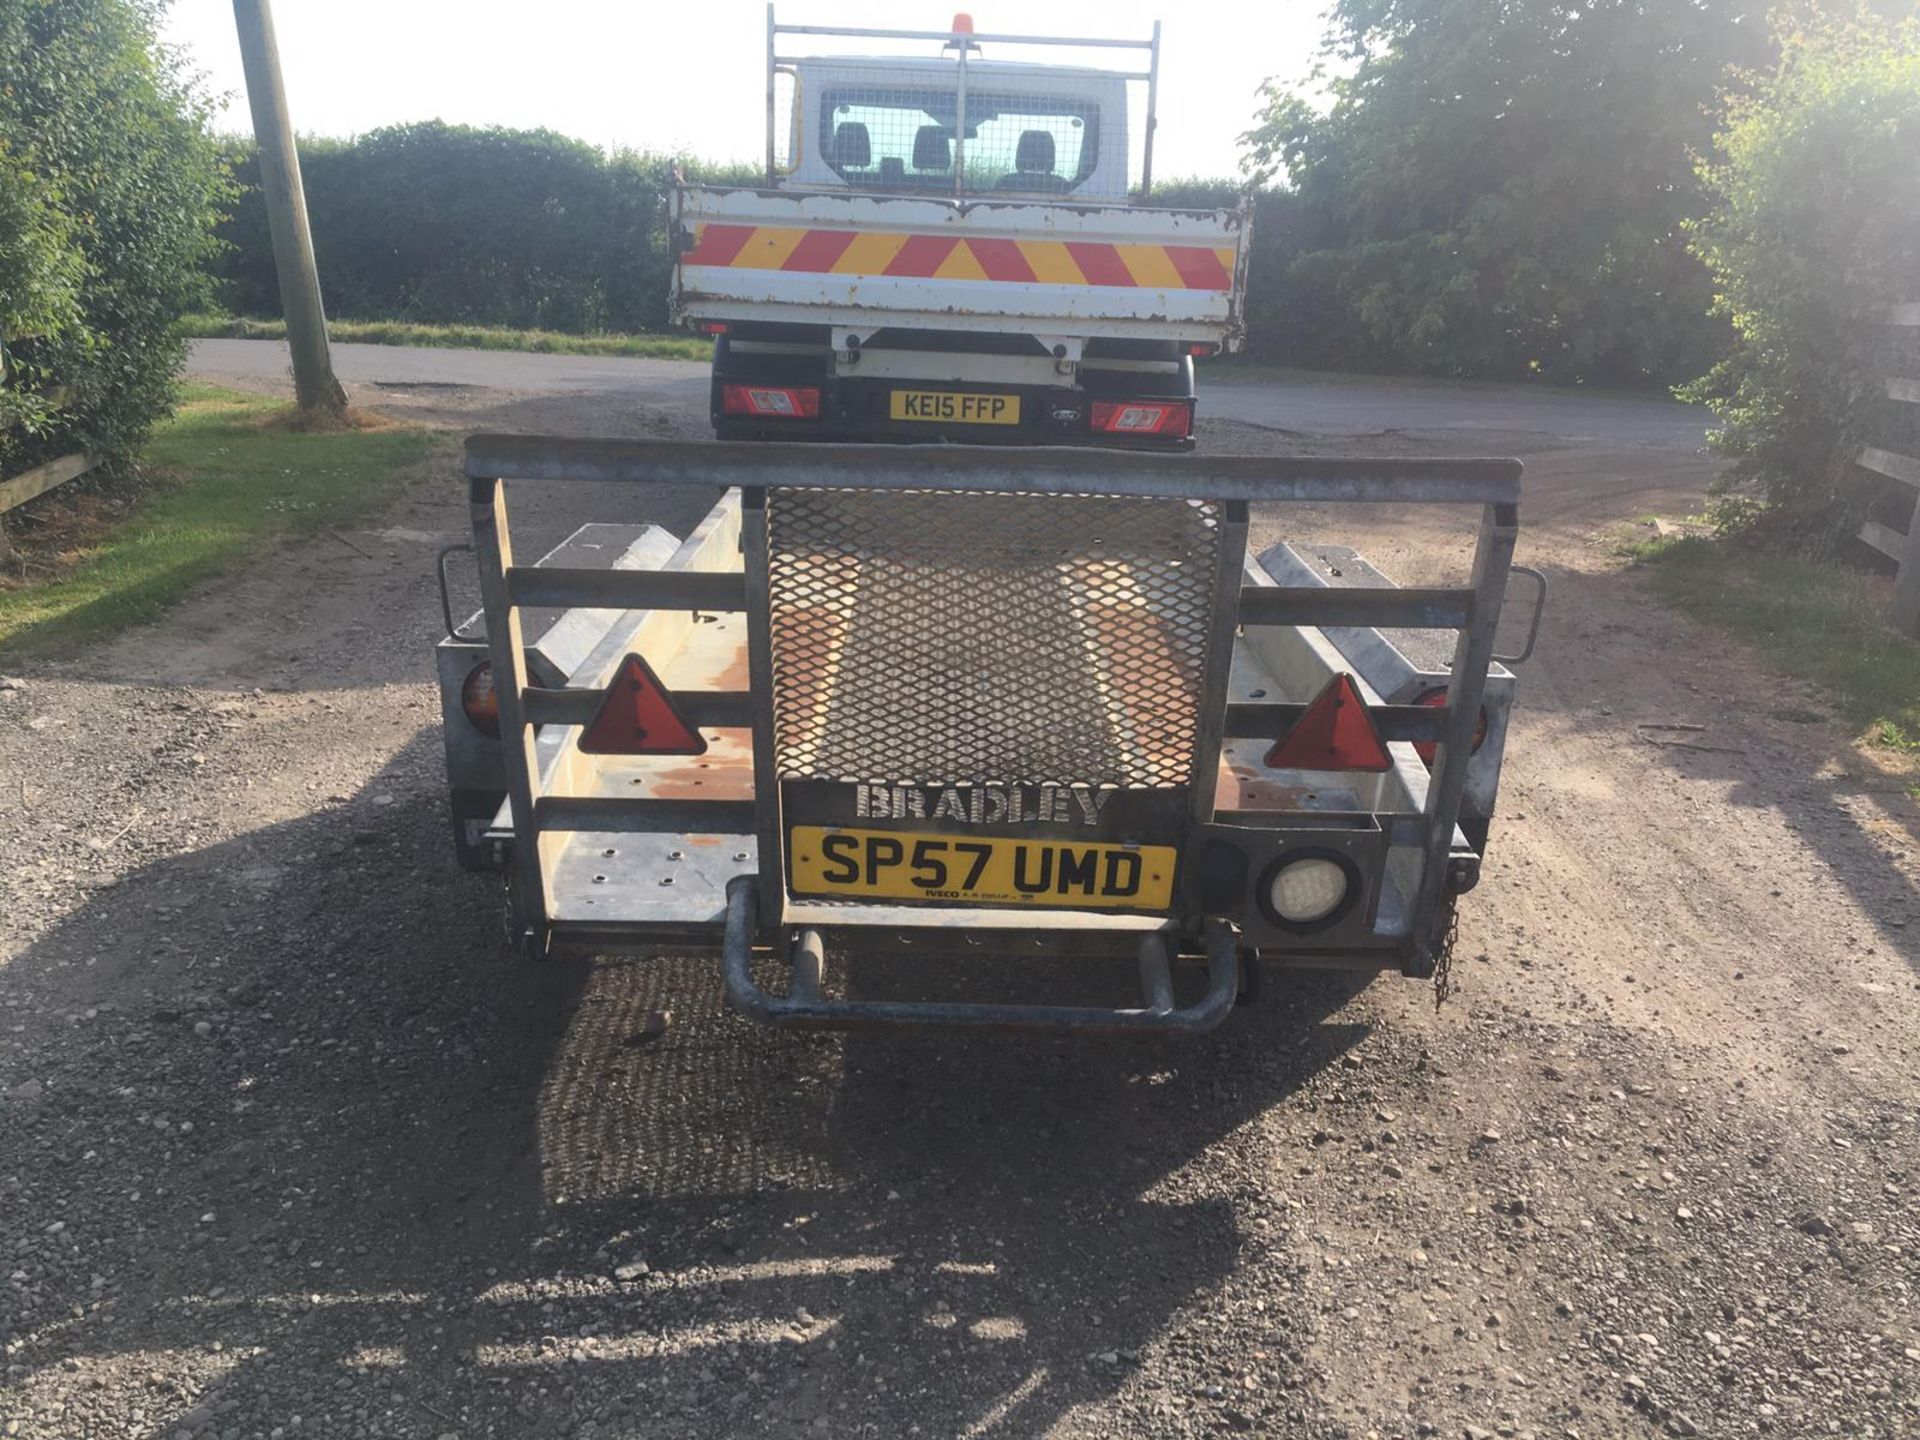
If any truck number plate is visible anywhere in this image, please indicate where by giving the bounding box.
[788,827,1174,911]
[889,390,1021,426]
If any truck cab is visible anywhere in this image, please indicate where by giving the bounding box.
[673,10,1249,450]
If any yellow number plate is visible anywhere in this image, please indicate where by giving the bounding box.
[788,826,1175,911]
[889,390,1021,426]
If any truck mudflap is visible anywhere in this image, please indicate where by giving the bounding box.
[460,436,1524,1032]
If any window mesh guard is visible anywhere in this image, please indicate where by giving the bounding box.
[813,76,1104,194]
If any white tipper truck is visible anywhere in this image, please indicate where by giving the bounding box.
[670,9,1249,449]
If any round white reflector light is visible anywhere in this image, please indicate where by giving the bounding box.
[1267,856,1349,925]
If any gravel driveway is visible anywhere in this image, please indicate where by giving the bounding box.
[1,363,1916,1440]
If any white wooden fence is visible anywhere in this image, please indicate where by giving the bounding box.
[0,451,99,562]
[1858,302,1920,636]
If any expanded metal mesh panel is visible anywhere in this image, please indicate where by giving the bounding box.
[816,69,1102,194]
[774,45,1147,199]
[766,489,1222,787]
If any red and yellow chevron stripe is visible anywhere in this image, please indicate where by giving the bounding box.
[683,224,1236,292]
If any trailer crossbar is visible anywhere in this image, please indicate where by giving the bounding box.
[1237,586,1474,631]
[465,436,1523,508]
[1223,702,1449,743]
[507,567,746,612]
[535,796,758,835]
[519,687,753,729]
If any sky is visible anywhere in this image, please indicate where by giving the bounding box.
[158,1,1329,179]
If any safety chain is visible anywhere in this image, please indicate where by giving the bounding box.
[1431,893,1461,1011]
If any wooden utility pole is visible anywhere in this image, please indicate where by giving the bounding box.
[231,0,346,415]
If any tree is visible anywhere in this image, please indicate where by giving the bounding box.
[1244,0,1773,385]
[1680,8,1920,548]
[0,0,228,478]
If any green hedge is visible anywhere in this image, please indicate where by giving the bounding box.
[212,124,757,335]
[1,0,227,478]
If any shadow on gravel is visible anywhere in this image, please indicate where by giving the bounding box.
[1503,557,1920,978]
[1,730,1368,1438]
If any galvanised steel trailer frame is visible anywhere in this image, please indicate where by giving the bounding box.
[459,436,1524,1036]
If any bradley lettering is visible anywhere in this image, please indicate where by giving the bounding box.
[854,782,1116,827]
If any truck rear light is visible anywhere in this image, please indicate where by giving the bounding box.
[1090,400,1192,437]
[722,385,820,418]
[698,322,729,335]
[1410,686,1489,766]
[1187,343,1217,358]
[579,654,708,756]
[461,661,500,739]
[1264,673,1392,773]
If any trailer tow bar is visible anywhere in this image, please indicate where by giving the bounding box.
[720,877,1240,1036]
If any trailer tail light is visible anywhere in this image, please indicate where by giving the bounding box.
[1410,686,1489,767]
[1264,673,1392,773]
[579,654,708,756]
[1090,400,1192,437]
[461,661,500,739]
[1187,343,1217,358]
[698,322,729,336]
[722,385,819,418]
[1259,850,1360,930]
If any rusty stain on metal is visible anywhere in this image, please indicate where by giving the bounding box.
[579,728,756,803]
[713,645,750,693]
[1213,759,1317,813]
[637,730,756,802]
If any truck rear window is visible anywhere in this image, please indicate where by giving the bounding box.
[819,87,1099,193]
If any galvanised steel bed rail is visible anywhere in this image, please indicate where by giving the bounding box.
[465,436,1519,1024]
[466,434,1520,506]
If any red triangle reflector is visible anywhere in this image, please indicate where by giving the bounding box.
[578,655,708,756]
[1263,673,1393,773]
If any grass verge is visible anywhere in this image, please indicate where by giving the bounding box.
[0,385,432,660]
[179,313,711,362]
[1633,535,1920,745]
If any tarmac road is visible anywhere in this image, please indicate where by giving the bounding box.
[186,337,1711,451]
